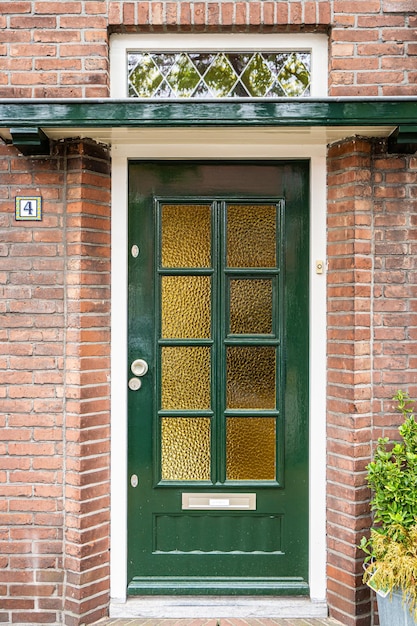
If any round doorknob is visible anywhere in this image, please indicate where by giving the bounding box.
[128,377,142,391]
[131,359,148,377]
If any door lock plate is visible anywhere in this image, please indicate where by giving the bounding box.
[128,377,142,391]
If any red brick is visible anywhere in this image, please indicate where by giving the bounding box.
[304,2,317,23]
[0,3,31,13]
[290,1,303,23]
[122,2,135,24]
[335,0,381,11]
[34,2,82,13]
[276,2,289,24]
[383,0,416,9]
[262,2,275,25]
[10,16,57,29]
[108,2,121,24]
[318,1,331,23]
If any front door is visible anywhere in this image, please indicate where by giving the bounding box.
[127,161,309,595]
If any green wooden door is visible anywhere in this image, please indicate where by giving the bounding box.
[127,161,309,595]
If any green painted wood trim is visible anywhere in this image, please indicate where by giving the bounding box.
[9,127,50,155]
[1,97,417,128]
[388,124,417,153]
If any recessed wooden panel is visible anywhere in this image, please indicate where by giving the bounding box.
[154,514,282,553]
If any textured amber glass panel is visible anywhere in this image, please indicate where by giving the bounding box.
[161,417,211,480]
[226,346,276,409]
[161,346,211,409]
[227,204,276,268]
[230,279,273,335]
[226,417,276,480]
[161,204,211,268]
[162,276,211,339]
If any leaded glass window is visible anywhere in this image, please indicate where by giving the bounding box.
[127,51,311,99]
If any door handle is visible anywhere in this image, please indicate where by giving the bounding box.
[131,359,148,377]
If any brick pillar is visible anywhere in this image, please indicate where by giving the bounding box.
[62,140,111,626]
[326,138,374,626]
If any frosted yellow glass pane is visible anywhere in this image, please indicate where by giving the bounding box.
[161,204,211,268]
[226,417,276,480]
[230,279,272,335]
[227,204,276,268]
[161,346,211,409]
[161,417,211,481]
[162,276,211,339]
[226,346,276,409]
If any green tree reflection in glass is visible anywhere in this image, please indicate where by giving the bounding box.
[277,53,310,97]
[241,53,274,97]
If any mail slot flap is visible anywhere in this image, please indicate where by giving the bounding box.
[182,493,256,510]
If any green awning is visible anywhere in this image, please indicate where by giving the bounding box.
[1,97,416,155]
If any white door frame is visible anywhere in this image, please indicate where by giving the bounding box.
[109,133,327,607]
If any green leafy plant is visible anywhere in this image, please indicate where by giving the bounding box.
[361,390,417,618]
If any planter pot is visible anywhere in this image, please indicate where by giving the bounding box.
[377,590,417,626]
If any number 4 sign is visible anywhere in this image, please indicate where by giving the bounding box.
[15,196,42,221]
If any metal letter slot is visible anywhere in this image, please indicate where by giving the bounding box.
[182,493,256,510]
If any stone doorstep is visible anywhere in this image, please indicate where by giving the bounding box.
[107,598,329,621]
[96,617,343,626]
[108,597,329,621]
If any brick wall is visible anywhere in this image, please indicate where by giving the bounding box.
[330,1,417,95]
[327,138,417,625]
[1,1,416,97]
[0,140,111,625]
[0,142,66,625]
[373,150,417,408]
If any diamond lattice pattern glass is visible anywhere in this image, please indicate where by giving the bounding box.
[128,51,311,98]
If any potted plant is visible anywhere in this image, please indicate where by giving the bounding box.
[360,390,417,626]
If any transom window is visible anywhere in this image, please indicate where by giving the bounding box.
[110,34,328,98]
[127,51,311,99]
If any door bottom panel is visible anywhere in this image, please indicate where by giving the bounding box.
[154,513,282,553]
[127,576,310,595]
